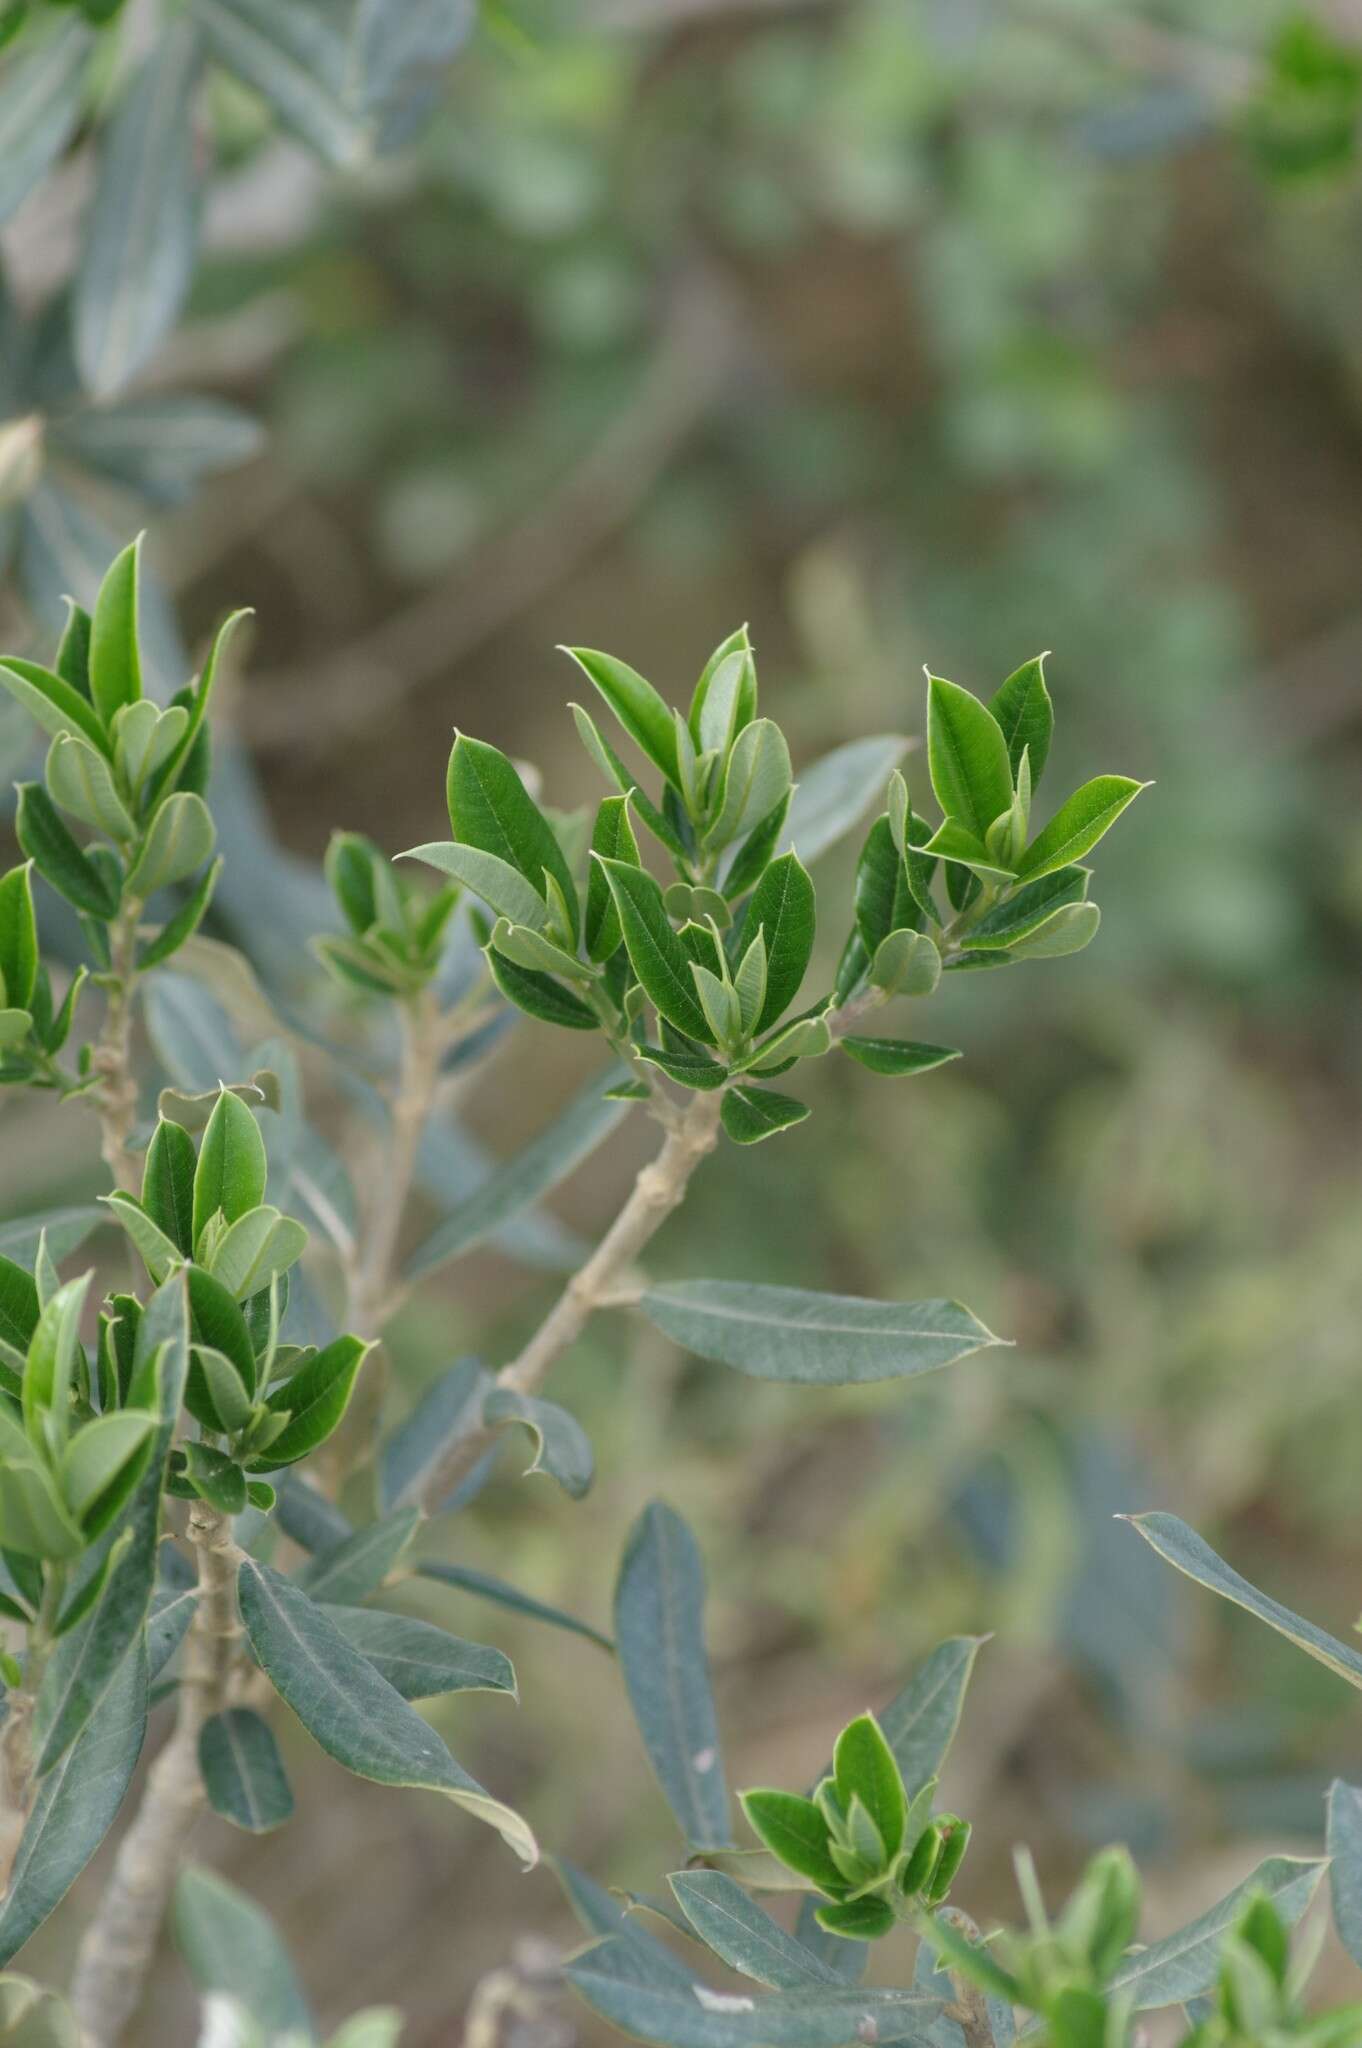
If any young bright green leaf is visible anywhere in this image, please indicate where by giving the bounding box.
[44,734,130,841]
[706,719,793,851]
[483,1387,594,1499]
[207,1206,308,1302]
[485,944,599,1031]
[870,928,940,998]
[1109,1856,1327,2009]
[721,1086,809,1146]
[966,867,1088,950]
[926,676,1013,841]
[186,1263,257,1399]
[297,1507,420,1607]
[15,784,120,920]
[638,1044,729,1091]
[615,1502,733,1852]
[596,857,714,1042]
[0,864,37,1015]
[237,1558,537,1864]
[324,1607,516,1702]
[1017,776,1148,883]
[585,794,640,963]
[23,1272,90,1453]
[87,537,143,727]
[112,700,188,794]
[855,817,922,955]
[142,1117,197,1257]
[0,658,110,754]
[561,646,679,785]
[173,1864,311,2044]
[740,1014,831,1074]
[0,1009,30,1050]
[739,852,814,1035]
[1004,901,1101,961]
[740,1790,843,1894]
[402,841,547,932]
[184,1442,248,1516]
[814,1897,896,1942]
[246,1335,372,1471]
[58,1412,155,1522]
[840,1038,959,1079]
[640,1282,1003,1385]
[149,607,251,805]
[0,1453,84,1562]
[488,916,592,983]
[446,733,577,940]
[691,626,756,748]
[919,819,1014,879]
[570,703,690,861]
[190,1348,254,1436]
[99,1193,182,1286]
[988,656,1053,786]
[1328,1781,1362,1971]
[1124,1513,1362,1689]
[832,1715,906,1862]
[193,1088,267,1248]
[125,791,216,898]
[199,1707,295,1834]
[136,856,222,972]
[668,1870,839,1988]
[0,1254,39,1360]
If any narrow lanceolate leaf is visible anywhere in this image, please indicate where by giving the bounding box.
[246,1335,371,1471]
[296,1507,420,1606]
[721,1087,808,1147]
[739,853,814,1034]
[640,1283,1004,1386]
[966,867,1088,950]
[0,865,37,1015]
[173,1865,311,2042]
[0,1638,147,1967]
[1328,1781,1362,1970]
[873,1637,984,1799]
[840,1038,959,1079]
[189,0,367,167]
[988,656,1053,786]
[325,1607,516,1702]
[0,21,90,227]
[379,1360,492,1512]
[561,647,679,784]
[199,1708,294,1833]
[237,1559,537,1864]
[136,856,222,971]
[779,736,908,868]
[417,1560,613,1652]
[1017,776,1148,883]
[1124,1514,1362,1689]
[668,1871,838,1988]
[483,1388,594,1499]
[193,1088,267,1247]
[73,24,201,398]
[402,841,548,932]
[446,733,577,940]
[15,784,119,920]
[0,658,109,753]
[1110,1856,1327,2009]
[87,537,144,727]
[585,794,640,962]
[554,1858,693,1984]
[595,858,713,1041]
[614,1502,732,1852]
[926,677,1014,841]
[142,1116,197,1256]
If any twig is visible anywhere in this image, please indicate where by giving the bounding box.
[68,1506,245,2048]
[88,902,143,1197]
[421,1087,724,1509]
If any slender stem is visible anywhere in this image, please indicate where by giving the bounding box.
[0,1565,66,1890]
[69,1505,244,2048]
[89,901,143,1196]
[421,1087,723,1509]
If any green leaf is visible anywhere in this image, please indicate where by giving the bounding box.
[446,733,577,941]
[246,1334,372,1470]
[207,1206,308,1302]
[15,784,119,920]
[669,1871,838,1988]
[58,1412,155,1522]
[1328,1781,1362,1971]
[403,840,547,932]
[814,1898,895,1942]
[1004,902,1100,961]
[840,1038,959,1079]
[597,858,713,1042]
[706,720,793,851]
[150,607,250,805]
[72,25,201,398]
[0,1637,147,1967]
[870,928,940,998]
[173,1864,311,2041]
[0,1009,32,1049]
[872,1637,984,1799]
[1110,1856,1327,2009]
[297,1507,420,1606]
[739,852,814,1035]
[638,1044,729,1091]
[406,1069,628,1280]
[22,1273,89,1452]
[188,0,366,167]
[186,1263,257,1400]
[183,1442,247,1515]
[988,656,1053,786]
[193,1088,267,1248]
[483,1387,593,1499]
[779,736,907,868]
[833,1715,905,1862]
[561,647,678,784]
[0,1971,80,2046]
[855,818,922,956]
[0,21,90,227]
[87,538,144,727]
[0,659,108,754]
[142,1117,197,1256]
[198,1707,294,1833]
[190,1347,253,1437]
[926,677,1013,841]
[570,703,689,861]
[0,864,37,1015]
[1017,777,1148,883]
[740,1790,843,1893]
[324,1607,516,1702]
[691,626,756,749]
[237,1559,536,1863]
[485,944,599,1031]
[721,1086,808,1146]
[639,1283,1003,1386]
[0,1255,39,1359]
[0,1456,83,1562]
[1124,1512,1362,1689]
[100,1192,182,1285]
[585,794,641,962]
[967,867,1089,949]
[919,820,1013,880]
[615,1502,732,1852]
[378,1360,491,1513]
[417,1559,612,1652]
[125,791,216,897]
[487,916,592,983]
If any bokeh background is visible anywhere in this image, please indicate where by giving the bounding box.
[4,0,1362,2038]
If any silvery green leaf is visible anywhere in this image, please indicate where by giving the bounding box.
[174,1865,312,2041]
[354,0,474,111]
[1109,1856,1327,2008]
[189,0,369,167]
[483,1387,594,1499]
[640,1283,1003,1386]
[719,1086,808,1146]
[1002,902,1100,961]
[0,1207,102,1266]
[199,1708,294,1833]
[488,916,595,983]
[73,24,202,398]
[1125,1513,1362,1689]
[296,1508,420,1607]
[615,1502,732,1853]
[324,1607,516,1702]
[0,657,109,753]
[45,733,136,840]
[207,1207,307,1302]
[553,1857,693,1984]
[402,841,548,931]
[127,792,216,898]
[0,1637,147,1966]
[872,1637,985,1798]
[779,736,908,867]
[1328,1781,1362,1970]
[668,1871,838,1988]
[416,1560,613,1652]
[237,1559,536,1863]
[0,21,90,227]
[378,1359,492,1511]
[871,928,940,997]
[706,720,792,851]
[50,398,262,508]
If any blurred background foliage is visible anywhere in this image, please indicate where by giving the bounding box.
[4,0,1362,2038]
